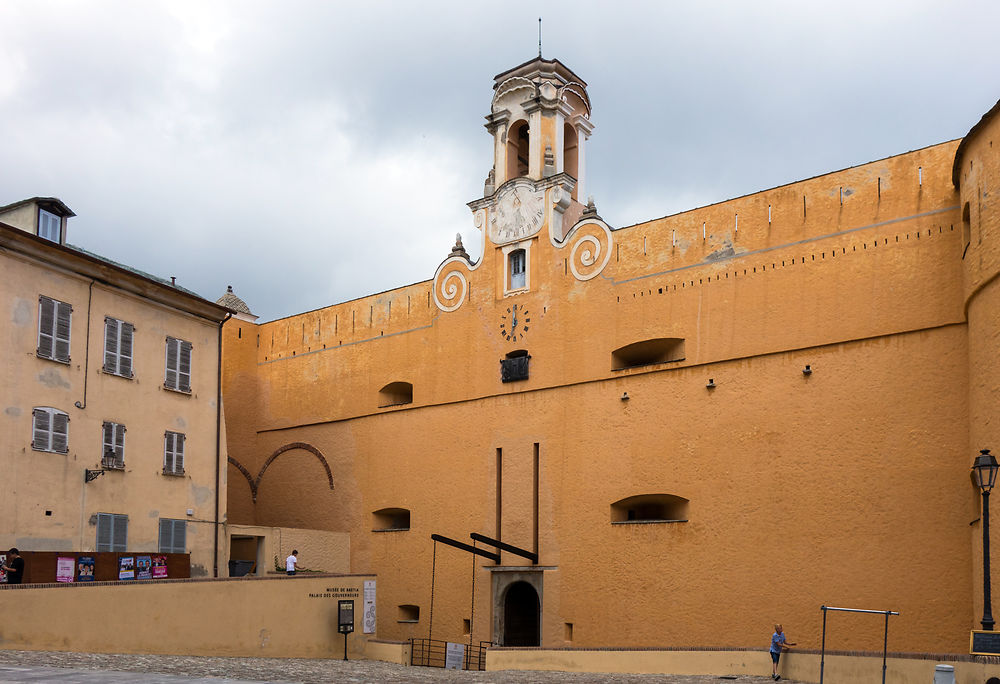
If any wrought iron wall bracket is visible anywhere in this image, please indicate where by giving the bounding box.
[84,469,105,483]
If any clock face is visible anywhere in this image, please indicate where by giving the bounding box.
[488,185,544,245]
[499,303,530,342]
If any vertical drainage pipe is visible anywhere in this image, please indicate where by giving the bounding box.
[214,313,231,577]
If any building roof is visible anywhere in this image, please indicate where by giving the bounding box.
[0,220,231,322]
[953,98,1000,187]
[216,286,253,315]
[0,196,76,218]
[492,56,587,89]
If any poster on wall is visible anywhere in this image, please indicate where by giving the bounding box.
[363,580,376,633]
[0,553,6,583]
[77,556,95,582]
[151,555,168,578]
[56,556,75,583]
[136,556,152,580]
[445,642,465,670]
[118,556,135,580]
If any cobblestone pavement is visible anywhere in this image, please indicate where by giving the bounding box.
[0,651,803,684]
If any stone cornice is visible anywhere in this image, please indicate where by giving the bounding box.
[467,173,577,211]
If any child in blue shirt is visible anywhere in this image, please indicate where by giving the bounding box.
[770,623,796,680]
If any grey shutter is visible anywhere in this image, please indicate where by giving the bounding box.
[37,297,55,358]
[102,422,114,466]
[32,408,50,450]
[173,520,186,552]
[164,432,174,472]
[159,518,172,551]
[178,341,192,392]
[112,514,127,551]
[165,337,179,389]
[51,411,69,453]
[104,318,119,372]
[176,433,185,472]
[114,423,125,467]
[97,513,112,551]
[54,301,72,362]
[120,322,134,377]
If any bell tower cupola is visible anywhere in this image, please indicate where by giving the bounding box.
[484,57,593,202]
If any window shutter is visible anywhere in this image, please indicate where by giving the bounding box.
[159,518,172,551]
[104,317,119,372]
[178,341,192,392]
[54,301,72,362]
[97,513,112,552]
[51,411,69,453]
[120,323,134,377]
[173,520,186,552]
[112,515,127,551]
[164,432,173,472]
[165,337,179,389]
[114,423,125,467]
[32,408,49,450]
[177,433,185,472]
[37,297,55,358]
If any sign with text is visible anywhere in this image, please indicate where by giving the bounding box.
[338,600,355,634]
[445,642,465,670]
[363,580,376,633]
[56,556,75,583]
[971,629,1000,656]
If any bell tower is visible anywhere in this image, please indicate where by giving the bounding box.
[483,57,594,202]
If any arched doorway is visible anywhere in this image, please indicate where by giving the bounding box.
[503,581,540,646]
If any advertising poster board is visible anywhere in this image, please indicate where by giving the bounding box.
[338,600,355,634]
[136,556,152,580]
[363,580,376,633]
[118,556,135,580]
[445,642,466,670]
[151,555,168,578]
[77,556,95,582]
[56,556,75,582]
[0,553,6,583]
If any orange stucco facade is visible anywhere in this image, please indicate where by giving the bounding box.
[221,57,1000,655]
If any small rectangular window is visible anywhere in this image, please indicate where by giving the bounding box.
[37,296,72,363]
[32,407,69,453]
[103,317,134,378]
[158,518,187,553]
[102,421,126,469]
[164,337,192,392]
[38,208,61,242]
[96,513,128,552]
[163,431,185,475]
[509,249,526,289]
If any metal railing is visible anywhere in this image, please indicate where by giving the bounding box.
[410,638,491,671]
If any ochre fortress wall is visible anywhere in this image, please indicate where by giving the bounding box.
[220,57,1000,655]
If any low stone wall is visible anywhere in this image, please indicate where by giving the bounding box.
[486,648,1000,683]
[365,639,410,665]
[0,573,375,659]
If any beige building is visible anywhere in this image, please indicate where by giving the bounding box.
[0,197,231,576]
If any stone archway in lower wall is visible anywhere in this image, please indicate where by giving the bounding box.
[491,569,544,647]
[228,441,334,503]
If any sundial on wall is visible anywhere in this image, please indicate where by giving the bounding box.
[488,185,544,245]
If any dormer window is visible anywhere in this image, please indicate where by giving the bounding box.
[509,249,526,289]
[38,208,61,243]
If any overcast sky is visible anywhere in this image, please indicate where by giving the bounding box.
[2,1,999,321]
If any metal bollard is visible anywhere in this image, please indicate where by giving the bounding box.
[933,664,955,684]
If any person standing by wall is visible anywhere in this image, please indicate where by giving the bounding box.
[2,549,25,584]
[285,550,299,576]
[769,623,796,680]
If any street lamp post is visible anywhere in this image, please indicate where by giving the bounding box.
[973,449,1000,631]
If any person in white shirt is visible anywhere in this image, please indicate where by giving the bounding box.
[285,550,299,576]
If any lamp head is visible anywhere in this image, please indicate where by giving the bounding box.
[973,449,999,493]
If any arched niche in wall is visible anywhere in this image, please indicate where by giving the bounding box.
[378,381,413,407]
[610,494,689,524]
[373,507,411,531]
[506,120,530,180]
[611,338,685,370]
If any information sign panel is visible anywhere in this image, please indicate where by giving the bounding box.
[338,599,355,634]
[445,642,465,670]
[971,629,1000,656]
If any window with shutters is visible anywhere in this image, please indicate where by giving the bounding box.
[38,208,62,242]
[37,295,72,363]
[96,513,128,552]
[158,518,187,553]
[103,317,134,378]
[32,407,69,453]
[164,337,192,393]
[102,421,126,469]
[163,431,185,475]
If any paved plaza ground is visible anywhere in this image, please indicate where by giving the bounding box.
[0,650,803,683]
